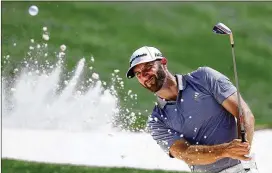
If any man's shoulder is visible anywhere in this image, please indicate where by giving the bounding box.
[188,66,215,76]
[185,66,224,81]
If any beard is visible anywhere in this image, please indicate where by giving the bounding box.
[142,65,166,93]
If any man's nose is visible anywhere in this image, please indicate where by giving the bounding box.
[141,72,150,80]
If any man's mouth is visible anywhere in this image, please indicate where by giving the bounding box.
[146,76,154,86]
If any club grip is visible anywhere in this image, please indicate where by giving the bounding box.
[230,33,234,45]
[241,130,247,142]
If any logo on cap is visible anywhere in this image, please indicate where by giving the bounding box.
[155,53,162,57]
[130,53,148,66]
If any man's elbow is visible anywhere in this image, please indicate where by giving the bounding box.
[169,140,191,163]
[247,114,255,131]
[169,141,204,165]
[170,148,193,165]
[250,114,255,124]
[245,109,255,126]
[170,148,210,165]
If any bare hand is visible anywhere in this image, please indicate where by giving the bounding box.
[223,139,252,161]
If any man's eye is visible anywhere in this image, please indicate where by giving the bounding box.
[135,72,140,77]
[146,64,153,70]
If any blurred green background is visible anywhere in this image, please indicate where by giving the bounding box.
[2,1,272,173]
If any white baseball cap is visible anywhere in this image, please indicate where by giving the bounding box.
[126,46,163,79]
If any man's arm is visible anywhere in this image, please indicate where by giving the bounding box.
[170,138,251,165]
[195,67,255,145]
[222,92,255,145]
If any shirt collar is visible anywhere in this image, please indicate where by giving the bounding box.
[156,74,186,109]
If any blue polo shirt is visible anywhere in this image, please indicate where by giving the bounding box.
[147,67,239,173]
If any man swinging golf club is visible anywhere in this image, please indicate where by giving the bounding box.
[126,23,258,173]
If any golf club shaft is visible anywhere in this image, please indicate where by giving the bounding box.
[230,38,247,143]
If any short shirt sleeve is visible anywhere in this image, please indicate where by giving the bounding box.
[191,67,237,104]
[147,107,183,157]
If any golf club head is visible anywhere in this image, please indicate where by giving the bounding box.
[213,22,232,35]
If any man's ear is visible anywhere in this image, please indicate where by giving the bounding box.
[161,57,167,65]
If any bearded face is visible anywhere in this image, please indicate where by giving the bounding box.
[134,61,166,93]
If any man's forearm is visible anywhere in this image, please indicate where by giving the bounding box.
[177,143,227,165]
[222,92,255,145]
[243,107,255,145]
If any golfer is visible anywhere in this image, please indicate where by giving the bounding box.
[126,46,258,173]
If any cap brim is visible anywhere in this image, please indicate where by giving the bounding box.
[126,66,135,79]
[126,58,162,79]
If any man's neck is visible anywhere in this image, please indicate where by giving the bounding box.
[156,73,179,101]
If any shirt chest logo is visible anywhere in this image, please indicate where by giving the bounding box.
[194,92,200,101]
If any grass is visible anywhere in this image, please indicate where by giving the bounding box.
[2,159,188,173]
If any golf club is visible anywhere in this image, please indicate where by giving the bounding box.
[212,23,247,143]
